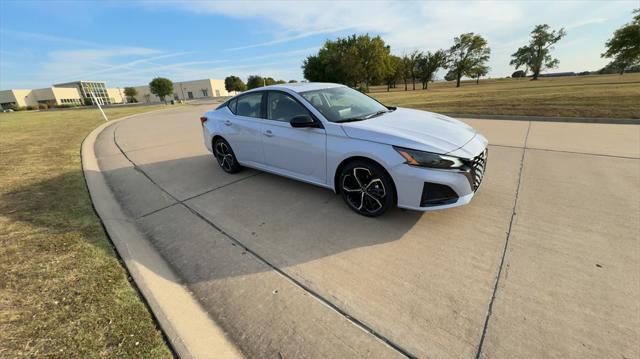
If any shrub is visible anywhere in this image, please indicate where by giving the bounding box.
[38,104,48,110]
[26,105,36,111]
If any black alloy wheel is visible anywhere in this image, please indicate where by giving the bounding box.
[213,138,242,173]
[340,160,395,217]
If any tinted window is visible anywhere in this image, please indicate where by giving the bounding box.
[236,92,263,118]
[267,92,310,122]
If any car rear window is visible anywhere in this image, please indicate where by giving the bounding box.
[226,98,237,114]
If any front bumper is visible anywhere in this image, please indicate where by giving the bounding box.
[393,136,488,211]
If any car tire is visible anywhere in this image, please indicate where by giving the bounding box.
[339,160,395,217]
[213,137,242,173]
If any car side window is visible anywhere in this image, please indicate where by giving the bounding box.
[236,93,263,118]
[227,98,237,114]
[267,92,310,122]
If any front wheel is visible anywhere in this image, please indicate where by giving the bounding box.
[213,137,242,173]
[339,160,395,217]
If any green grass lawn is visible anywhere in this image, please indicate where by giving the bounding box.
[369,73,640,119]
[0,106,176,357]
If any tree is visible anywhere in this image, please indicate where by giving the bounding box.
[302,55,325,82]
[301,34,392,91]
[149,77,173,103]
[302,35,361,86]
[417,50,449,89]
[406,50,421,90]
[448,33,491,87]
[400,55,411,90]
[510,24,566,80]
[356,34,393,88]
[288,80,298,83]
[384,55,403,91]
[467,63,490,84]
[601,8,640,75]
[246,75,264,89]
[224,76,246,92]
[509,46,531,76]
[124,87,138,102]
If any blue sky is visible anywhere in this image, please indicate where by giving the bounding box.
[0,0,637,90]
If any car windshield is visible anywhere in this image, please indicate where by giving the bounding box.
[300,86,391,123]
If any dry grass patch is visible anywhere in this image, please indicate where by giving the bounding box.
[370,73,640,119]
[0,106,176,357]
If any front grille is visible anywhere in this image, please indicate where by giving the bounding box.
[470,149,488,191]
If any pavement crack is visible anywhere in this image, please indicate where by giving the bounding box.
[113,125,180,203]
[181,172,263,203]
[475,121,532,359]
[488,143,639,160]
[181,201,416,359]
[137,203,180,219]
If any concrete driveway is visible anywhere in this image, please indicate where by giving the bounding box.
[91,103,639,358]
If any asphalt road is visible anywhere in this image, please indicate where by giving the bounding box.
[93,104,640,358]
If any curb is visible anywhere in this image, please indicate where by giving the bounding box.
[444,113,640,125]
[81,110,243,359]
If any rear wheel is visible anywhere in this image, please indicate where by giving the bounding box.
[213,137,242,173]
[339,160,395,217]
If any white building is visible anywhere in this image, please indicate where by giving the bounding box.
[0,80,126,109]
[134,79,235,103]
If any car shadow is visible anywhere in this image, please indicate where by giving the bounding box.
[125,154,426,284]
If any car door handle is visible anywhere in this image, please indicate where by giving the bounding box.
[224,120,232,126]
[263,130,273,137]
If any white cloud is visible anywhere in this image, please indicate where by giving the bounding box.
[0,29,105,48]
[223,26,353,52]
[43,48,174,82]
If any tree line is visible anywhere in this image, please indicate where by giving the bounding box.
[300,32,493,92]
[224,75,297,93]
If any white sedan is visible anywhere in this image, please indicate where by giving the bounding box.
[200,83,488,217]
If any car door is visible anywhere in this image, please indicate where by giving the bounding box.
[222,92,265,167]
[261,91,327,185]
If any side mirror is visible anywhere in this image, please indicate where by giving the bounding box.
[290,115,317,128]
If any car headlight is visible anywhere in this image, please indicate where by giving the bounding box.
[393,146,465,169]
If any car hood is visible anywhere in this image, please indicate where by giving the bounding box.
[339,107,477,156]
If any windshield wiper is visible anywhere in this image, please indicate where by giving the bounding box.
[335,117,366,123]
[336,110,390,123]
[362,110,390,119]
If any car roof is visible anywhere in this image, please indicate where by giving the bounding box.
[244,82,345,94]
